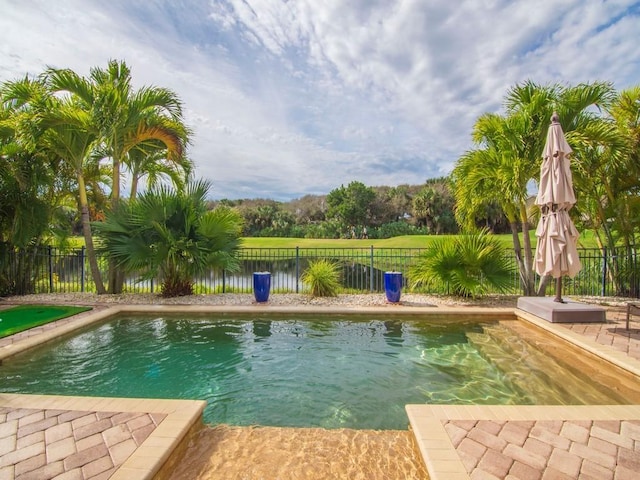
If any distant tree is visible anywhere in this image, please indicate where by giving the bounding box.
[412,181,457,234]
[237,200,282,236]
[326,181,376,235]
[371,185,413,225]
[286,194,327,224]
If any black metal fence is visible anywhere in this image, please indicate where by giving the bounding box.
[1,245,638,297]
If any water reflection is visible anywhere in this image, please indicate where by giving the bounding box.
[0,315,633,430]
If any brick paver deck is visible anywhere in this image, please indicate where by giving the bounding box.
[445,418,640,479]
[408,306,640,480]
[0,394,204,480]
[0,407,166,479]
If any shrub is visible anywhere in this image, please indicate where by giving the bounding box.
[409,229,514,298]
[301,259,341,297]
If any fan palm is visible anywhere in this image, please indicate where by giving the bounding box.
[409,230,514,298]
[93,180,243,297]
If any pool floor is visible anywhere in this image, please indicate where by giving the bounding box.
[1,312,633,430]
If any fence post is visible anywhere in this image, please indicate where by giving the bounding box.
[80,246,85,292]
[48,246,54,293]
[601,246,607,297]
[296,246,300,293]
[370,245,374,292]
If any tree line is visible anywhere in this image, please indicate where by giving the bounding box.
[212,177,507,240]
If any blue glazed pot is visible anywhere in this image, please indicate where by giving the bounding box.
[384,272,402,303]
[253,272,271,303]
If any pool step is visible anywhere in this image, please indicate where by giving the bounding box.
[466,324,616,404]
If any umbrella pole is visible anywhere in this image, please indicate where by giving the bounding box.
[554,276,564,303]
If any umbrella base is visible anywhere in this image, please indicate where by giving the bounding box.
[517,296,605,323]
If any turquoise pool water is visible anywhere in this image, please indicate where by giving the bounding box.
[0,314,623,429]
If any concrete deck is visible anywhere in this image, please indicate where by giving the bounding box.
[1,302,640,479]
[517,296,606,323]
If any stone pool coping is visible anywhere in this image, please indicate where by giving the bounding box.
[1,303,640,479]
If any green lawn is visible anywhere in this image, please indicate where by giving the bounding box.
[58,230,599,250]
[240,231,599,249]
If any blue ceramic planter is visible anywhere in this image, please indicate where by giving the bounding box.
[384,272,403,303]
[253,272,271,303]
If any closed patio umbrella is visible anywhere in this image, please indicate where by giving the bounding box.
[534,112,582,302]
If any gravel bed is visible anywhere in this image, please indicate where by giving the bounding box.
[3,292,634,310]
[1,292,526,308]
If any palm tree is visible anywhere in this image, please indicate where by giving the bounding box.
[453,81,616,296]
[46,60,191,292]
[40,101,108,294]
[0,78,69,294]
[453,110,543,295]
[127,142,193,200]
[409,229,514,298]
[93,180,244,297]
[570,87,639,295]
[0,78,59,242]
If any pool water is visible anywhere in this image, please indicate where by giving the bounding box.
[0,314,625,429]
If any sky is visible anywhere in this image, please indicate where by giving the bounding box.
[1,0,639,201]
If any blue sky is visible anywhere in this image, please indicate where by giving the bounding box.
[1,0,639,200]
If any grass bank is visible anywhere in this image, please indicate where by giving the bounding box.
[58,231,599,250]
[240,231,598,249]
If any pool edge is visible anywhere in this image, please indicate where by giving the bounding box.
[0,393,206,480]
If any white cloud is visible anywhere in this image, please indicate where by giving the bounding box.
[1,0,638,200]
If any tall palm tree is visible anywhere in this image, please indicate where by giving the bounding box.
[453,81,616,296]
[453,109,545,295]
[2,76,111,293]
[570,87,639,295]
[41,101,108,294]
[0,78,63,246]
[0,78,71,294]
[46,60,192,292]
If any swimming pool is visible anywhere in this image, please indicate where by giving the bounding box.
[0,313,631,429]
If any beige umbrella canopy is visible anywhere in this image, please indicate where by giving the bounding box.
[534,112,582,302]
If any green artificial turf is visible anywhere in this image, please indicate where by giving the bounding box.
[0,305,92,339]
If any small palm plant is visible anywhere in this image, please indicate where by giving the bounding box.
[409,229,514,298]
[93,179,243,297]
[301,259,341,297]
